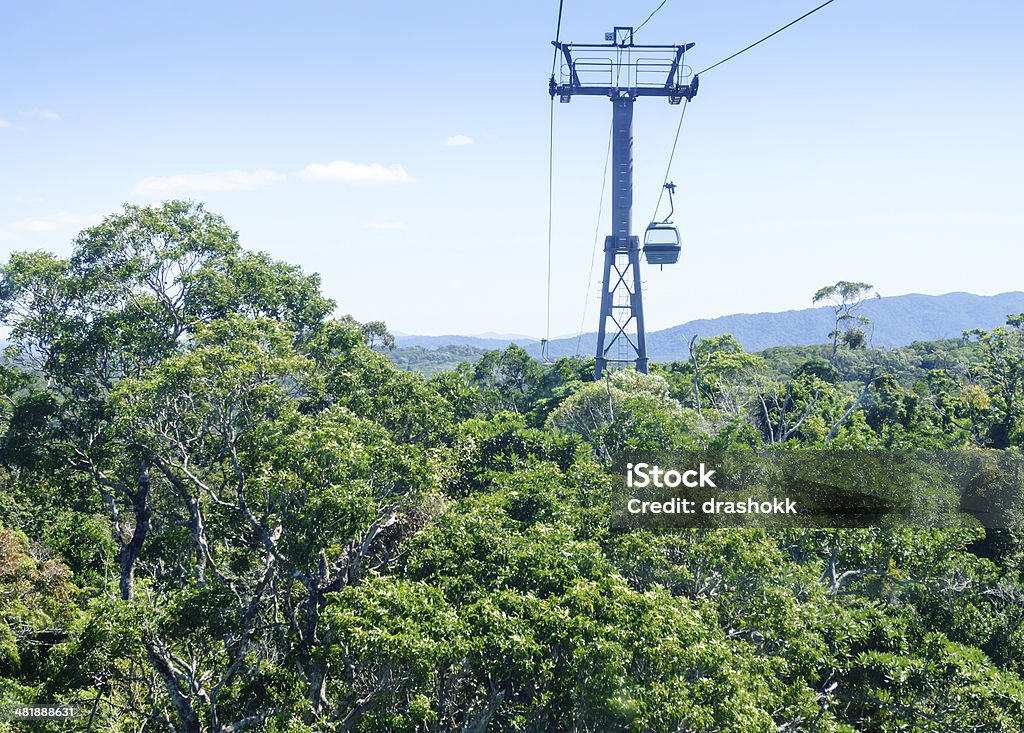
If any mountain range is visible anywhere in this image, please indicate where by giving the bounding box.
[393,291,1024,362]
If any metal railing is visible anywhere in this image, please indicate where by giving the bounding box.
[559,51,692,90]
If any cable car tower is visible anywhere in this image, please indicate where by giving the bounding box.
[551,26,698,379]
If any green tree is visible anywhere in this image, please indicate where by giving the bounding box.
[964,314,1024,449]
[547,369,705,456]
[0,201,332,602]
[813,281,879,363]
[472,344,544,416]
[0,527,78,709]
[2,202,1024,733]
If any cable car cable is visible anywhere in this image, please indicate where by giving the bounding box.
[545,0,564,359]
[576,119,614,357]
[650,98,688,225]
[634,0,670,37]
[550,0,565,76]
[695,0,840,76]
[642,0,839,261]
[546,99,555,360]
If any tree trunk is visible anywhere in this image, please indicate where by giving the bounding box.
[119,459,152,601]
[688,334,702,416]
[146,639,202,733]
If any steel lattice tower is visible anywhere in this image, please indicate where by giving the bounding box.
[551,26,697,379]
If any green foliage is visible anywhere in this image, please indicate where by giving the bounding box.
[1,205,1024,731]
[813,280,880,362]
[655,334,767,415]
[0,527,78,703]
[548,369,707,455]
[965,316,1024,448]
[388,343,488,375]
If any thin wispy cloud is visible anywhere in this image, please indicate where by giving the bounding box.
[363,221,405,230]
[25,109,60,121]
[299,160,412,184]
[132,160,414,196]
[444,134,474,147]
[0,119,11,129]
[0,212,102,241]
[14,195,45,204]
[134,169,285,196]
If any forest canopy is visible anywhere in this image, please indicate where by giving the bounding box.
[1,202,1023,732]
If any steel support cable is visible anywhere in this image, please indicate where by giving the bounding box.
[576,120,614,356]
[634,0,669,37]
[545,0,564,358]
[651,98,688,224]
[550,0,565,76]
[546,99,555,359]
[695,0,840,76]
[645,1,840,235]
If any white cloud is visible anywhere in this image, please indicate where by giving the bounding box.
[0,119,11,129]
[444,134,474,147]
[0,212,102,241]
[363,221,405,230]
[299,160,412,184]
[130,160,413,196]
[134,169,285,196]
[25,109,60,121]
[14,195,44,204]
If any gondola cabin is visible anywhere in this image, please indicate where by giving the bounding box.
[643,222,681,265]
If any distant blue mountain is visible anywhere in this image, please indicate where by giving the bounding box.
[640,291,1024,360]
[396,292,1024,362]
[393,333,540,350]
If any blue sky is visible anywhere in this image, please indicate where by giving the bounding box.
[2,1,1022,338]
